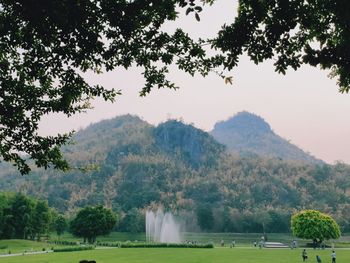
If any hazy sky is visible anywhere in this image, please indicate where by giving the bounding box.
[39,1,350,164]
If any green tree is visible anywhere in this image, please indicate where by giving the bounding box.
[266,210,290,233]
[214,0,350,92]
[118,208,144,233]
[196,204,214,231]
[0,193,56,240]
[31,200,51,240]
[9,193,35,239]
[1,1,349,174]
[54,214,67,238]
[70,206,117,243]
[291,210,341,242]
[0,193,10,238]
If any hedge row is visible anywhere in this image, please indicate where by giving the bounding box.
[123,242,213,248]
[53,246,95,252]
[118,242,213,248]
[96,242,120,247]
[49,240,78,246]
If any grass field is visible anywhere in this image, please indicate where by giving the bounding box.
[50,232,347,247]
[2,247,350,263]
[0,239,54,255]
[1,233,350,263]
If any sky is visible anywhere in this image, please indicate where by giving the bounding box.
[39,1,350,164]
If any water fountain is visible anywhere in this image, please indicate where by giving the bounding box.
[146,208,181,243]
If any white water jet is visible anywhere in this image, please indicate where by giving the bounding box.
[146,211,155,243]
[146,208,181,243]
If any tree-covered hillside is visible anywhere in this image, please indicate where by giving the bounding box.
[0,115,350,233]
[211,112,321,163]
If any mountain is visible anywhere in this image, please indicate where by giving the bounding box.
[1,115,225,213]
[211,112,321,163]
[153,120,225,169]
[63,114,153,165]
[1,114,350,233]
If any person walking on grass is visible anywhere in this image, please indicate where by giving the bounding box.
[331,251,336,263]
[302,249,308,262]
[316,255,322,263]
[220,239,224,247]
[231,240,235,248]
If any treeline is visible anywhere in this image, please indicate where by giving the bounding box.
[111,205,290,234]
[0,193,291,238]
[0,193,119,242]
[0,193,66,240]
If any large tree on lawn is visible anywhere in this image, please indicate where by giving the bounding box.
[70,205,117,243]
[291,210,341,243]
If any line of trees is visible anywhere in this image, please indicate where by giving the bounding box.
[0,193,54,240]
[0,192,342,246]
[0,192,118,243]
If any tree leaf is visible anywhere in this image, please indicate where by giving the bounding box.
[186,7,193,15]
[224,76,233,85]
[194,6,203,12]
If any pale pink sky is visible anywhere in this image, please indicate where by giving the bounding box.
[39,1,350,164]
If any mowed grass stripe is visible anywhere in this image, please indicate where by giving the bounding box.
[2,247,350,263]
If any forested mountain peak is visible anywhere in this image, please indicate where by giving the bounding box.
[153,120,225,168]
[213,111,272,135]
[64,114,152,164]
[211,112,321,163]
[74,114,149,140]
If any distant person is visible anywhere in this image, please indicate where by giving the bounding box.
[331,251,336,263]
[231,240,235,248]
[221,239,224,247]
[302,249,308,262]
[263,234,268,242]
[316,255,322,263]
[253,241,257,247]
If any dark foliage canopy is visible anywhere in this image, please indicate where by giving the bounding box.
[70,205,117,243]
[54,214,67,237]
[214,0,350,93]
[0,193,52,240]
[1,0,349,173]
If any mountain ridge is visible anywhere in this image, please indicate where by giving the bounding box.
[211,111,321,164]
[1,114,349,233]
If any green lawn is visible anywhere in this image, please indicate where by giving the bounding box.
[50,232,345,247]
[1,232,349,263]
[1,247,349,263]
[54,231,269,244]
[0,239,53,255]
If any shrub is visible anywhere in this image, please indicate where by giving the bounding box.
[53,246,95,252]
[49,240,78,246]
[119,242,213,248]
